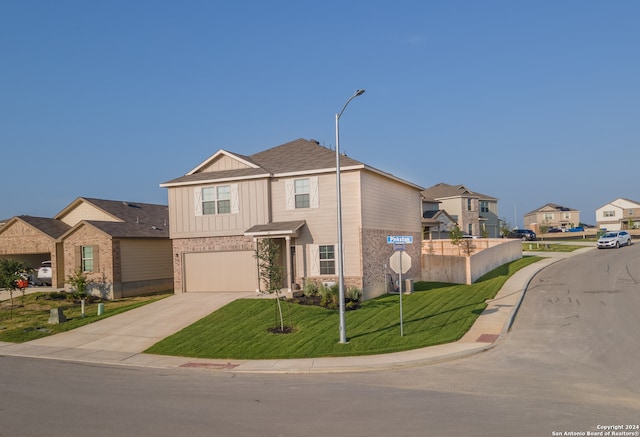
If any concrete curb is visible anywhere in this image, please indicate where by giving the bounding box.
[0,248,593,373]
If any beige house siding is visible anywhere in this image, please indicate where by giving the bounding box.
[272,171,364,283]
[360,172,421,231]
[167,178,270,238]
[120,239,173,282]
[524,209,580,230]
[199,154,252,172]
[58,202,120,227]
[439,197,479,235]
[596,199,640,230]
[359,172,422,299]
[62,227,174,299]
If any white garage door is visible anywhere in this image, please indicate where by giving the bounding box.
[184,251,257,292]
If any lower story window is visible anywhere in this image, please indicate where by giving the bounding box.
[82,246,94,272]
[319,245,335,275]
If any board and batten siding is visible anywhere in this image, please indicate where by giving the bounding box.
[58,202,120,227]
[119,239,173,282]
[199,154,252,173]
[167,178,270,238]
[360,171,422,232]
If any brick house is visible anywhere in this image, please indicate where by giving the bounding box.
[0,197,173,299]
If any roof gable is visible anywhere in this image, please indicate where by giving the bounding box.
[187,150,260,175]
[0,216,71,239]
[422,183,497,201]
[55,198,169,235]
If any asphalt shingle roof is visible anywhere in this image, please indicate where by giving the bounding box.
[75,198,169,238]
[17,216,72,239]
[422,183,497,201]
[161,138,365,186]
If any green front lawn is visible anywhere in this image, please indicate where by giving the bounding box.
[0,290,172,343]
[145,257,541,360]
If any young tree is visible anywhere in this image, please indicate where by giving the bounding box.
[255,238,287,332]
[67,269,92,299]
[0,259,29,317]
[499,218,512,238]
[67,269,93,317]
[449,224,475,256]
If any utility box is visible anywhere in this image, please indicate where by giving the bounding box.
[48,308,67,324]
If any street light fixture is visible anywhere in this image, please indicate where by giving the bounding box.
[335,88,365,344]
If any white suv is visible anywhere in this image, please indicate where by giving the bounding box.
[597,231,632,249]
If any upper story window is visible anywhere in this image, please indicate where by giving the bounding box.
[286,177,318,210]
[479,201,489,213]
[195,184,239,216]
[203,186,231,214]
[544,213,554,221]
[564,213,571,219]
[604,210,616,217]
[467,198,472,211]
[294,179,310,208]
[629,209,634,216]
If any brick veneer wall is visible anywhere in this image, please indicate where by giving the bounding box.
[361,228,422,300]
[0,220,58,283]
[62,226,114,298]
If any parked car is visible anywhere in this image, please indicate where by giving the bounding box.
[36,260,52,286]
[568,226,584,232]
[547,227,563,233]
[597,231,632,249]
[508,229,537,241]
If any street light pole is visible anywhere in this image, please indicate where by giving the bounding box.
[335,89,365,344]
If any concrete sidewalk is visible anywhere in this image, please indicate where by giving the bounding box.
[0,247,593,373]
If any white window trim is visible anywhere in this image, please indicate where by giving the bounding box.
[194,184,239,216]
[286,177,318,210]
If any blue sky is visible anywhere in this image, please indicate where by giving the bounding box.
[2,1,638,227]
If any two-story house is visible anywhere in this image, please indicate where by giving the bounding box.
[523,203,580,232]
[160,138,424,300]
[421,183,500,238]
[596,198,640,230]
[421,196,456,239]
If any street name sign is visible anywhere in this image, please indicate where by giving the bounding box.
[387,235,414,244]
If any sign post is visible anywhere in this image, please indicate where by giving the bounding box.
[388,236,413,336]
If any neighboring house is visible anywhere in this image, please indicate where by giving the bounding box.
[596,198,640,230]
[421,196,456,239]
[0,197,173,299]
[160,138,424,300]
[421,183,500,238]
[524,203,580,232]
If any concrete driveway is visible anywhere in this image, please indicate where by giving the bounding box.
[24,292,254,353]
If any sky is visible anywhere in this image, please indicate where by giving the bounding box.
[2,1,638,228]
